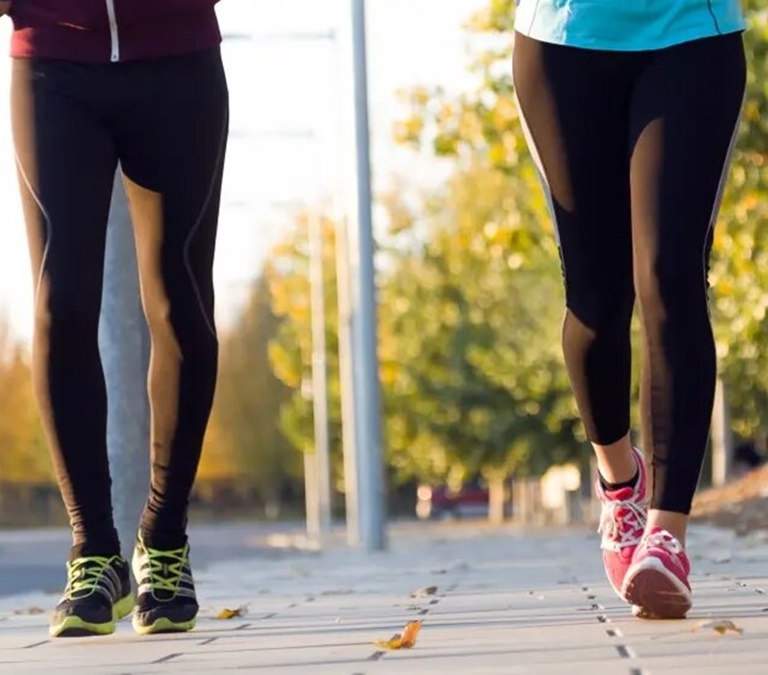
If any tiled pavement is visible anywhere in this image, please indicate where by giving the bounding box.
[0,522,766,674]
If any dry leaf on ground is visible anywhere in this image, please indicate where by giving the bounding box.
[410,586,438,599]
[375,620,423,650]
[695,619,743,635]
[652,618,744,641]
[215,605,249,620]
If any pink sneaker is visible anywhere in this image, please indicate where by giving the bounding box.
[596,446,648,599]
[623,528,692,619]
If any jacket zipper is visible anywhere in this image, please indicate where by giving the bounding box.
[105,0,120,62]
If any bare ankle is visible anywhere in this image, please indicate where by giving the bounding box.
[646,510,688,547]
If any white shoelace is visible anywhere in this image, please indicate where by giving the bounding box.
[598,499,646,549]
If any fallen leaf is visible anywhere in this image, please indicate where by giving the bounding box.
[410,586,438,599]
[375,620,423,650]
[215,605,248,620]
[695,619,743,635]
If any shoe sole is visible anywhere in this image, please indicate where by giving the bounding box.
[622,557,691,620]
[49,593,135,638]
[132,615,196,635]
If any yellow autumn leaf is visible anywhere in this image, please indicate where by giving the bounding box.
[215,605,248,620]
[695,619,743,635]
[375,620,423,650]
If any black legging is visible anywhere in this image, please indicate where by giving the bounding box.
[513,32,745,514]
[12,48,229,556]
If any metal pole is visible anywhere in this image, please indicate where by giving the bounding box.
[250,22,337,546]
[328,12,361,549]
[259,129,334,545]
[309,201,333,540]
[711,377,733,487]
[349,0,386,552]
[335,214,360,547]
[303,445,320,543]
[98,170,151,558]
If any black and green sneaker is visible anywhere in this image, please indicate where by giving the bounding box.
[131,533,198,635]
[49,555,134,637]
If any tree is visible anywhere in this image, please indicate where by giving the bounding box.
[397,0,768,449]
[379,165,581,521]
[201,275,301,515]
[0,316,50,484]
[264,213,344,494]
[708,4,768,441]
[390,1,589,508]
[263,2,768,520]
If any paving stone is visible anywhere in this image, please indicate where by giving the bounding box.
[0,524,764,674]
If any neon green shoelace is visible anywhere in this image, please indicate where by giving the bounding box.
[145,546,187,592]
[64,556,112,598]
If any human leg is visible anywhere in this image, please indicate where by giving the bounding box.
[113,47,228,634]
[623,32,746,618]
[11,57,132,636]
[512,33,646,596]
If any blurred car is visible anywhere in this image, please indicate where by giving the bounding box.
[415,476,492,520]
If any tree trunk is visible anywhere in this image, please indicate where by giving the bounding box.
[487,473,507,526]
[98,171,151,558]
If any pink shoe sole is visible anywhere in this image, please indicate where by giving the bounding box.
[623,557,692,620]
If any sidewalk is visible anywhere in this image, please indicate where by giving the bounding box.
[0,522,766,674]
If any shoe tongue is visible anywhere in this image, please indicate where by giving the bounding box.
[605,486,635,501]
[645,527,690,571]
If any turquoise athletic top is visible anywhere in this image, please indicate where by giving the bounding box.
[514,0,746,51]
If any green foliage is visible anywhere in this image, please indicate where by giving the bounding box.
[261,1,768,496]
[709,5,768,439]
[202,275,301,505]
[265,214,346,491]
[380,164,582,483]
[0,317,51,484]
[398,0,768,447]
[388,0,588,481]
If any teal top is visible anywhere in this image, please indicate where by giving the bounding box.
[514,0,746,51]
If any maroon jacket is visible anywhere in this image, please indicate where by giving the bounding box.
[10,0,222,63]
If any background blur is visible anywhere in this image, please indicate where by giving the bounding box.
[0,0,766,531]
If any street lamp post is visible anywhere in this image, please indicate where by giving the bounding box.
[255,128,333,546]
[98,171,151,557]
[347,0,386,552]
[307,205,333,539]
